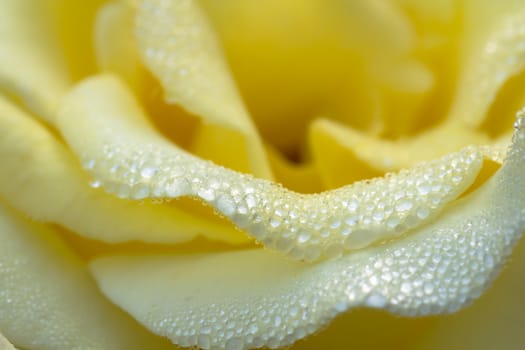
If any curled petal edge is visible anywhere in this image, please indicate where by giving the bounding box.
[60,74,499,261]
[91,109,525,350]
[0,95,245,245]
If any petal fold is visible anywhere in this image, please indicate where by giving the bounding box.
[94,1,141,89]
[0,0,70,120]
[90,110,525,350]
[135,0,272,178]
[60,75,487,261]
[0,95,245,244]
[0,333,17,350]
[310,118,496,188]
[0,202,173,350]
[413,232,525,350]
[447,3,525,127]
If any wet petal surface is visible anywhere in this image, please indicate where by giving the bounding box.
[0,333,17,350]
[136,0,272,178]
[0,202,173,350]
[90,111,525,349]
[58,75,493,261]
[0,96,245,245]
[448,2,525,126]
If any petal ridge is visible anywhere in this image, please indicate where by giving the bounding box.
[59,75,489,261]
[90,109,525,350]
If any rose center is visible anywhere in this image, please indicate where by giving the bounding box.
[200,0,456,163]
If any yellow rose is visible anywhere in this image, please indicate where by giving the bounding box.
[1,0,525,349]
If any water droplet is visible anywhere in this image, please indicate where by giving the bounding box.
[269,218,281,228]
[244,194,257,209]
[197,335,211,349]
[131,184,150,200]
[84,159,96,170]
[166,178,191,197]
[140,166,157,179]
[396,200,413,212]
[90,180,102,189]
[417,207,430,219]
[386,216,400,229]
[297,231,311,244]
[423,282,434,295]
[116,184,131,199]
[365,293,387,308]
[372,211,385,221]
[484,254,494,269]
[417,184,431,195]
[345,216,358,226]
[225,337,244,350]
[330,220,341,229]
[216,195,236,216]
[400,282,412,293]
[198,188,215,201]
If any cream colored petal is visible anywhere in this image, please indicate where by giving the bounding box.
[59,75,486,261]
[94,1,141,90]
[0,333,17,350]
[89,114,525,349]
[0,202,174,350]
[413,233,525,350]
[310,118,495,188]
[0,0,70,120]
[447,2,525,126]
[135,0,272,179]
[264,145,324,194]
[0,95,245,244]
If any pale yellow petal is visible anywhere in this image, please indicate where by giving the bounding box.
[376,58,435,137]
[48,0,107,80]
[199,0,423,149]
[265,146,323,194]
[0,202,173,350]
[289,309,435,350]
[0,333,17,350]
[482,67,525,137]
[386,0,460,133]
[135,0,272,178]
[0,95,245,244]
[94,1,141,90]
[58,75,486,261]
[189,123,264,176]
[309,119,384,188]
[413,234,525,350]
[310,118,492,188]
[89,113,525,348]
[447,1,525,126]
[0,0,70,120]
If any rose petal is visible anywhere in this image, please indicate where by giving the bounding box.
[447,2,525,127]
[0,333,17,350]
[0,95,246,244]
[89,113,525,349]
[95,1,249,174]
[0,0,70,120]
[264,146,324,194]
[413,233,525,350]
[135,0,272,179]
[94,1,141,90]
[198,0,423,144]
[59,74,487,261]
[310,118,499,188]
[0,202,173,350]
